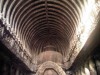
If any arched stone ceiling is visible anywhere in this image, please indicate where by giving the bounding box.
[0,0,81,54]
[0,0,100,69]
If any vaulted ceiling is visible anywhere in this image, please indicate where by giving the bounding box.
[1,0,80,54]
[0,0,100,70]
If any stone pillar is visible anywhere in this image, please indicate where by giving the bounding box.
[78,70,81,75]
[2,63,8,75]
[10,65,16,75]
[84,61,90,75]
[19,71,23,75]
[75,71,78,75]
[96,60,100,75]
[85,67,90,75]
[80,67,85,75]
[10,65,14,75]
[16,68,19,75]
[89,60,97,75]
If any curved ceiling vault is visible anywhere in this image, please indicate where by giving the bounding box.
[0,0,80,54]
[0,0,100,68]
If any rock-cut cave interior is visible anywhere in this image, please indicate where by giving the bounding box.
[0,0,100,75]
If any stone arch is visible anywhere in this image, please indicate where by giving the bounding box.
[36,61,66,75]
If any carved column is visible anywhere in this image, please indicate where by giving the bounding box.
[89,60,97,75]
[96,60,100,75]
[2,63,8,75]
[15,68,19,75]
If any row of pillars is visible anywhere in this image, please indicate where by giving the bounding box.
[74,58,100,75]
[0,60,29,75]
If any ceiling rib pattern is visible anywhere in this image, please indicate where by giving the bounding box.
[0,0,85,56]
[0,0,100,70]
